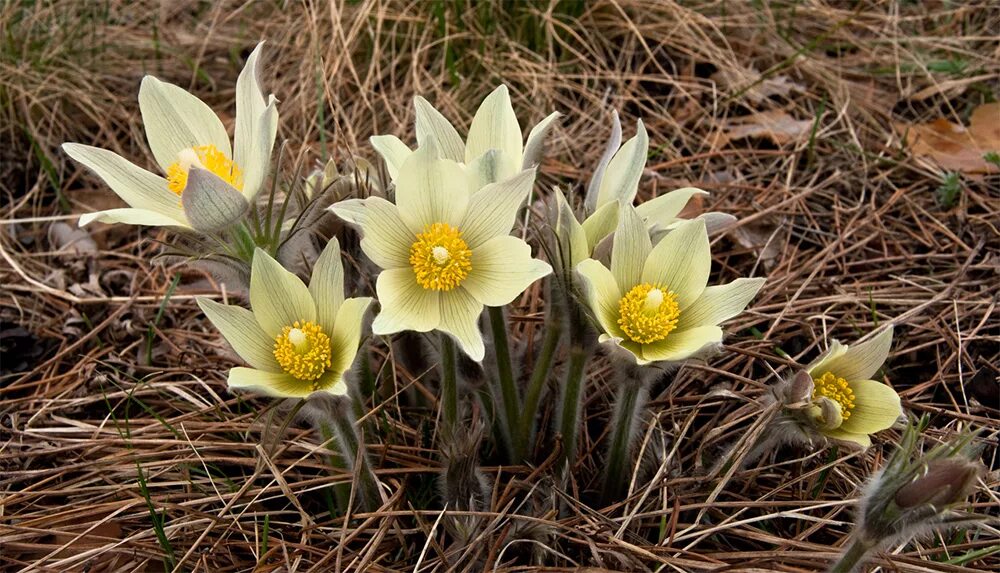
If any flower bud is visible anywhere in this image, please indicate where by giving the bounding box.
[785,370,814,404]
[182,167,249,232]
[894,458,982,509]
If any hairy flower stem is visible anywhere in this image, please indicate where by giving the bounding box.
[557,303,592,473]
[488,306,520,461]
[439,333,459,434]
[829,538,874,573]
[516,290,563,461]
[601,368,647,504]
[329,401,381,512]
[318,422,352,513]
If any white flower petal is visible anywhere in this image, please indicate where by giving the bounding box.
[465,85,522,182]
[553,189,588,267]
[820,428,871,449]
[329,296,373,374]
[522,111,561,170]
[234,42,277,200]
[249,248,317,337]
[678,277,765,330]
[138,75,231,172]
[635,187,707,228]
[641,218,710,310]
[575,258,623,339]
[840,379,902,435]
[806,340,848,377]
[438,287,485,361]
[585,110,622,213]
[460,168,536,248]
[309,238,346,332]
[610,204,651,291]
[414,95,465,162]
[595,119,648,208]
[79,208,187,228]
[466,149,502,193]
[395,143,469,232]
[197,298,280,372]
[238,99,278,200]
[581,200,619,250]
[641,325,722,363]
[371,267,440,334]
[62,143,185,221]
[328,197,367,226]
[462,235,551,306]
[370,135,412,180]
[227,367,315,398]
[351,197,414,269]
[821,326,894,382]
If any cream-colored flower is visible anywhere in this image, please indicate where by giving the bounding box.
[63,43,278,230]
[330,142,551,361]
[803,327,901,448]
[576,205,764,365]
[197,241,371,398]
[371,85,559,188]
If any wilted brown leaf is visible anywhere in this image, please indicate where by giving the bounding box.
[895,103,1000,174]
[719,111,814,146]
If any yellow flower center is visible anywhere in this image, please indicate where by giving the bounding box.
[617,283,680,344]
[409,222,472,291]
[166,144,244,196]
[272,320,332,384]
[812,371,856,419]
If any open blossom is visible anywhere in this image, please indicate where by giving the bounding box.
[576,204,763,365]
[330,141,551,361]
[371,84,559,188]
[197,240,371,398]
[799,327,902,448]
[62,43,278,231]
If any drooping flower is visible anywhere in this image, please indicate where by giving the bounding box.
[799,326,902,448]
[63,42,278,231]
[575,204,764,365]
[371,85,559,188]
[197,241,371,398]
[330,142,552,361]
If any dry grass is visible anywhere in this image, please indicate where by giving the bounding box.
[2,1,998,571]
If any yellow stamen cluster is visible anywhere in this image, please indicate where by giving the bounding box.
[273,320,332,383]
[166,144,244,196]
[409,222,472,291]
[813,371,856,419]
[617,283,680,344]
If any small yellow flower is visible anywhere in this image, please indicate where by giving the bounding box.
[197,241,372,398]
[330,141,551,361]
[370,85,560,190]
[575,205,764,365]
[803,327,902,448]
[63,42,278,230]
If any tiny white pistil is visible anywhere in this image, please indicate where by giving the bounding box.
[643,288,664,313]
[177,148,203,172]
[288,328,308,352]
[432,246,450,265]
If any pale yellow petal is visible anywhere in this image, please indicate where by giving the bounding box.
[641,218,710,310]
[227,367,315,398]
[595,119,648,207]
[634,187,707,228]
[414,95,465,162]
[198,298,280,372]
[677,278,765,329]
[584,110,622,212]
[610,204,651,290]
[249,248,317,337]
[370,135,412,180]
[553,189,588,267]
[581,200,619,250]
[820,428,871,448]
[640,325,722,363]
[328,198,367,226]
[329,297,373,374]
[79,208,187,228]
[371,268,440,335]
[840,379,902,435]
[460,169,536,248]
[351,197,415,269]
[461,235,551,307]
[575,258,624,339]
[438,287,485,361]
[820,327,894,382]
[308,238,346,333]
[465,85,522,181]
[138,75,231,172]
[522,111,560,170]
[806,340,849,378]
[395,143,468,232]
[234,42,278,199]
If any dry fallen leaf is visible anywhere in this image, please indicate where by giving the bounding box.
[895,103,1000,174]
[719,111,814,146]
[732,216,788,271]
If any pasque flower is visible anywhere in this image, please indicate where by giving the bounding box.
[371,84,559,187]
[197,240,371,397]
[576,204,763,365]
[330,141,551,361]
[63,42,278,231]
[799,326,902,448]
